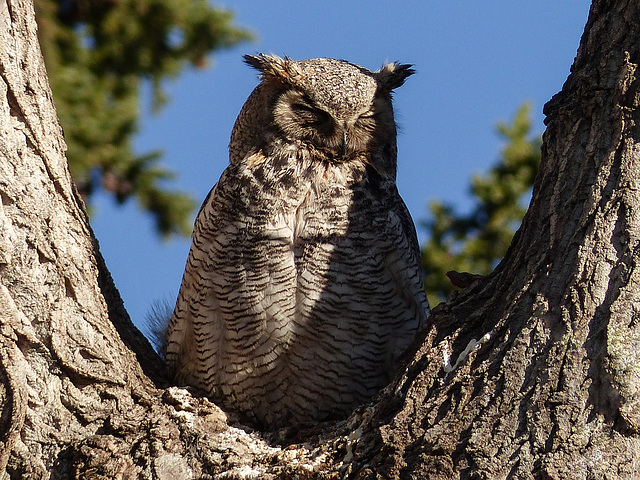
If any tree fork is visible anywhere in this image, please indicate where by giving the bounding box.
[1,0,640,478]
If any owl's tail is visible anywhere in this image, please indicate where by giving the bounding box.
[145,298,174,359]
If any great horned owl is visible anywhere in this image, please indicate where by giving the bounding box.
[165,54,429,429]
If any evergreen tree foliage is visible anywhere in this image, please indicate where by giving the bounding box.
[422,103,541,305]
[34,0,252,238]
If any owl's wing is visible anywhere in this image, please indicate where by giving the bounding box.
[385,188,430,333]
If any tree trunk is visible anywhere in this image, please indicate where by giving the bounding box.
[1,0,639,478]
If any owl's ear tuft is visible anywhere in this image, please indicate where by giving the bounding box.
[376,62,415,93]
[243,53,303,87]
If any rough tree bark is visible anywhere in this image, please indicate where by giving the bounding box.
[1,0,639,478]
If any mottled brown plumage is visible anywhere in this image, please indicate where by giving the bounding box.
[165,54,429,429]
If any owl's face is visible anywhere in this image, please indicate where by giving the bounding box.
[272,83,393,161]
[238,55,414,173]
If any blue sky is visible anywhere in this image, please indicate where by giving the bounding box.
[88,1,591,338]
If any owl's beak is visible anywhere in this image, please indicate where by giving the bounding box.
[339,130,349,159]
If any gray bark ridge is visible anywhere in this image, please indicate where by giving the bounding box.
[0,0,164,476]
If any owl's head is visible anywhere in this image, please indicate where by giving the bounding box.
[230,54,414,177]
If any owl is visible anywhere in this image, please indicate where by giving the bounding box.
[165,54,429,429]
